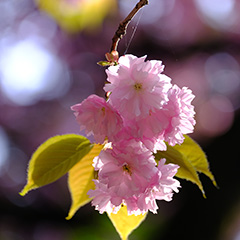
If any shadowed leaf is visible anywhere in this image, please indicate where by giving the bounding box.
[66,144,103,220]
[155,135,217,196]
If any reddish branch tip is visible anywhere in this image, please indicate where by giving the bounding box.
[105,51,119,63]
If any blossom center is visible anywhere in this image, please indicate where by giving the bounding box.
[134,83,143,92]
[101,107,106,116]
[122,163,132,175]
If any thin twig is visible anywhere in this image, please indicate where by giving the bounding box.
[110,0,149,53]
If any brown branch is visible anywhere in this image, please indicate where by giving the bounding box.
[110,0,149,53]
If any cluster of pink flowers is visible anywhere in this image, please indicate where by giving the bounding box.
[71,54,196,215]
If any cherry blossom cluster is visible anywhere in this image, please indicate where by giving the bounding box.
[71,54,196,215]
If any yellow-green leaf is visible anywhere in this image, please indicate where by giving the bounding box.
[66,144,103,220]
[155,135,216,196]
[173,135,217,186]
[20,134,92,196]
[108,205,147,240]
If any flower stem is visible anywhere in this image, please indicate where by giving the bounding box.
[110,0,149,52]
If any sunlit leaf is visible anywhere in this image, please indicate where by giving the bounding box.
[173,135,217,186]
[20,134,92,196]
[108,205,147,240]
[155,135,217,196]
[36,0,117,33]
[66,144,103,220]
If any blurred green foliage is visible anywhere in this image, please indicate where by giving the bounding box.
[36,0,117,33]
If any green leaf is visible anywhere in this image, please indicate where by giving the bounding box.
[20,134,92,196]
[36,0,117,33]
[97,61,112,66]
[66,144,103,220]
[155,135,217,196]
[108,205,147,240]
[174,135,217,186]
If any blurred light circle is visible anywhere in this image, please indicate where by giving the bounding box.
[0,39,70,106]
[0,127,9,175]
[18,11,57,41]
[204,53,240,109]
[209,69,240,95]
[194,0,236,30]
[0,0,32,30]
[4,147,28,187]
[234,229,240,240]
[197,95,234,137]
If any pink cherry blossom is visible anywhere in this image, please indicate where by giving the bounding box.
[71,94,123,144]
[94,140,157,196]
[88,140,180,215]
[161,85,196,146]
[71,54,195,216]
[125,159,180,215]
[129,110,169,152]
[88,180,122,214]
[104,54,172,119]
[125,84,196,151]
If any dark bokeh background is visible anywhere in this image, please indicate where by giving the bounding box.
[0,0,240,239]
